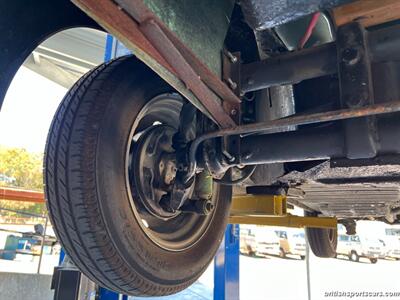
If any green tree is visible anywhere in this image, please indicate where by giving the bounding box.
[0,146,47,217]
[0,146,43,190]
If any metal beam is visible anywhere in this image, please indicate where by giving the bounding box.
[229,194,337,229]
[186,101,400,180]
[229,215,337,229]
[0,187,45,203]
[140,19,237,128]
[241,23,400,93]
[23,28,107,88]
[241,43,337,93]
[24,55,80,89]
[72,0,239,128]
[333,0,400,28]
[240,125,344,165]
[231,195,287,216]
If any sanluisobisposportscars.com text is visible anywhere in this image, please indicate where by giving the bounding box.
[324,291,400,298]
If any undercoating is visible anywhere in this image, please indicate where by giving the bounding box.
[282,161,400,221]
[240,0,352,30]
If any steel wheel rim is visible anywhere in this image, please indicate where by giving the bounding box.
[124,93,216,251]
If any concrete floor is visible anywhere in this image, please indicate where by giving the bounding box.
[1,253,400,299]
[0,272,53,300]
[239,254,400,300]
[132,253,400,300]
[0,254,59,275]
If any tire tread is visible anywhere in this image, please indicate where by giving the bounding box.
[44,57,192,295]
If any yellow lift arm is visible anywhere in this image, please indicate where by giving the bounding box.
[229,194,337,229]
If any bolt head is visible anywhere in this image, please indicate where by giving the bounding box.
[243,152,253,160]
[342,48,360,65]
[227,78,237,90]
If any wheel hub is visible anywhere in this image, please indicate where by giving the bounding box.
[125,94,220,251]
[132,124,180,219]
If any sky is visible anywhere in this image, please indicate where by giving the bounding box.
[0,67,67,153]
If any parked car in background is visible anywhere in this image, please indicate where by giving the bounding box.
[240,226,257,256]
[337,234,384,264]
[275,230,306,260]
[254,227,280,257]
[383,227,400,260]
[0,173,16,185]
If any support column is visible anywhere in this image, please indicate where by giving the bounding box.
[214,224,240,300]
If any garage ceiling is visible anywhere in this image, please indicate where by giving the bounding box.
[23,28,107,88]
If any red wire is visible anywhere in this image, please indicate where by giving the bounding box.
[298,12,321,49]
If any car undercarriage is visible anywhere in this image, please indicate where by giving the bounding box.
[2,0,400,296]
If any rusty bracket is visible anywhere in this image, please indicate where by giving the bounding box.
[337,22,377,159]
[222,50,242,164]
[222,50,242,121]
[72,0,240,128]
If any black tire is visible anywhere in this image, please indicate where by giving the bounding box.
[279,248,286,258]
[300,255,306,260]
[349,251,360,262]
[247,246,255,256]
[44,56,232,296]
[305,213,337,258]
[370,258,378,264]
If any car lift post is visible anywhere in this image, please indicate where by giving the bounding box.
[214,224,240,300]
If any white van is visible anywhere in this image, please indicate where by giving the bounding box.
[383,227,400,260]
[240,225,257,256]
[275,229,306,259]
[337,234,384,263]
[253,227,280,257]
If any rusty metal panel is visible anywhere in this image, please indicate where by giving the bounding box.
[333,0,400,28]
[73,0,238,128]
[140,19,236,128]
[113,0,240,104]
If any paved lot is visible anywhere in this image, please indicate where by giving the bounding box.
[0,254,59,274]
[1,252,399,300]
[196,253,400,300]
[239,254,400,300]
